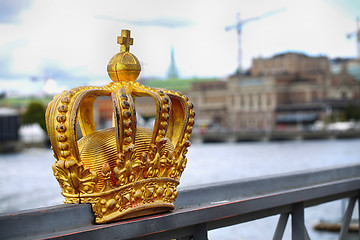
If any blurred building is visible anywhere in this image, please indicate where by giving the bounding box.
[251,52,329,76]
[188,52,360,131]
[89,52,360,132]
[331,58,360,82]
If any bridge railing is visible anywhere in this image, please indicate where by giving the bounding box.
[1,163,360,240]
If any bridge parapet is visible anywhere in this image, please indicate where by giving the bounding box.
[1,163,360,239]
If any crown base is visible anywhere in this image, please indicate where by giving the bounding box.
[62,177,179,224]
[96,202,174,224]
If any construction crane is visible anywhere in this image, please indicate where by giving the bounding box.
[346,17,360,59]
[225,8,285,74]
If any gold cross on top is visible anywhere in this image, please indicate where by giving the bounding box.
[117,30,133,53]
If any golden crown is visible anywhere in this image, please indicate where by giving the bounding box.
[46,30,195,223]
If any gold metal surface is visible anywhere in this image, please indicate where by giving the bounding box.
[46,30,195,224]
[107,30,141,82]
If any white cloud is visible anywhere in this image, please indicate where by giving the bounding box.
[43,78,66,95]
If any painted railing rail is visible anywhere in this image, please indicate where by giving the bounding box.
[1,163,360,240]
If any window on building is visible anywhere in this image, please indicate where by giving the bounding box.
[258,95,262,108]
[341,92,347,100]
[267,94,271,106]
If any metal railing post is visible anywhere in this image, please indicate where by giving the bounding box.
[273,213,289,240]
[292,202,305,240]
[304,227,310,240]
[338,196,356,240]
[192,224,208,240]
[358,196,360,240]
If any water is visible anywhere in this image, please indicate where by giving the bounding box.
[0,139,360,239]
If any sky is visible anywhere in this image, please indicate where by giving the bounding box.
[0,0,359,95]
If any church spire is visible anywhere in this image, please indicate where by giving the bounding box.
[167,47,179,80]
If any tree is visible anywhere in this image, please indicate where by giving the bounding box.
[22,102,46,131]
[344,103,360,121]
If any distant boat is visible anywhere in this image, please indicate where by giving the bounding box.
[314,220,359,232]
[19,123,48,147]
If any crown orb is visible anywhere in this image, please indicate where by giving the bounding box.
[107,52,141,82]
